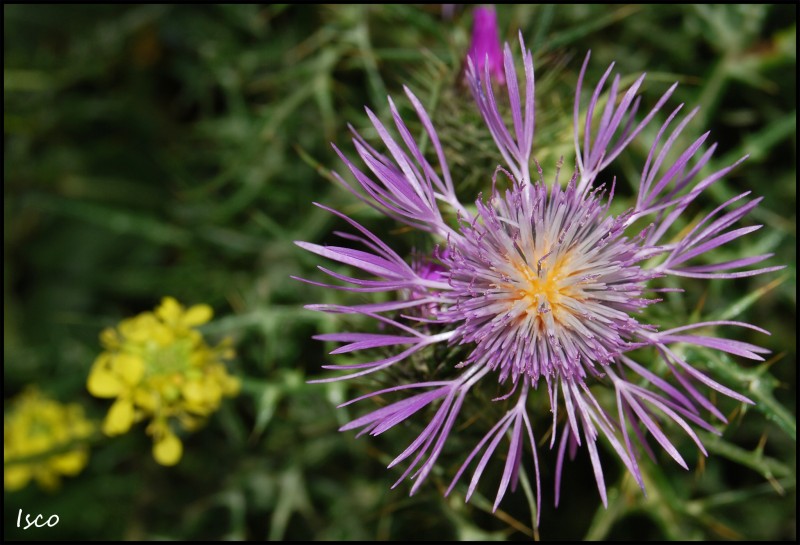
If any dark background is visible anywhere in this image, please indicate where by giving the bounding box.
[4,4,796,540]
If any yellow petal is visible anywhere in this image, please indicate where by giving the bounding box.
[112,354,145,385]
[182,304,213,327]
[34,467,60,490]
[87,364,123,398]
[51,450,88,476]
[156,297,182,324]
[153,432,182,466]
[152,324,176,345]
[103,399,135,435]
[133,389,157,411]
[119,314,158,343]
[205,381,223,406]
[99,327,120,349]
[182,382,206,404]
[4,465,32,491]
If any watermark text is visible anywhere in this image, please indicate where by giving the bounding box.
[16,509,59,530]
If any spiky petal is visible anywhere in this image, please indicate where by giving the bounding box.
[467,6,506,85]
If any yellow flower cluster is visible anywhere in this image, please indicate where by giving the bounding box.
[87,297,239,466]
[4,388,95,491]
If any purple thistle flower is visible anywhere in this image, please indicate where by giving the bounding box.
[295,33,782,521]
[467,6,506,85]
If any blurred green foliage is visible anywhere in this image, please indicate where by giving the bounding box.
[4,4,796,540]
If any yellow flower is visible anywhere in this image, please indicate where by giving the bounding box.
[4,388,95,491]
[86,297,239,466]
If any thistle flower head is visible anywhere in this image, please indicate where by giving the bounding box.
[4,387,95,491]
[87,297,240,466]
[444,173,655,384]
[296,31,781,519]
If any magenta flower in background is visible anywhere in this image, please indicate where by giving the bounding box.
[467,6,505,85]
[295,32,782,521]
